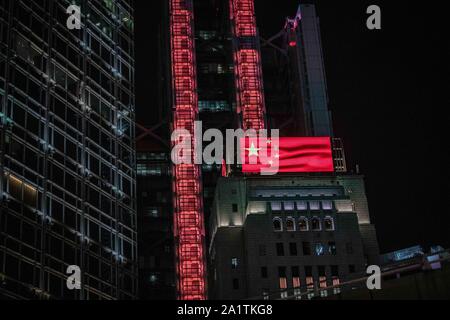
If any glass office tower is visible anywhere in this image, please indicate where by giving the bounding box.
[0,0,137,299]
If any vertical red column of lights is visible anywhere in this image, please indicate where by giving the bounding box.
[230,0,266,130]
[169,0,207,300]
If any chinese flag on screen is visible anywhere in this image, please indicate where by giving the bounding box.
[241,137,334,174]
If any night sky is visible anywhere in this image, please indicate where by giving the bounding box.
[135,1,450,253]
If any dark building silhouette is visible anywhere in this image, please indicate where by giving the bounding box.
[0,0,137,299]
[208,3,379,300]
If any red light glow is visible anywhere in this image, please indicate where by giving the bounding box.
[230,0,266,131]
[241,137,335,174]
[170,0,207,300]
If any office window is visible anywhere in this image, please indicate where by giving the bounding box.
[7,174,37,208]
[298,217,308,231]
[261,267,268,279]
[292,266,301,300]
[322,200,333,211]
[198,100,230,112]
[273,218,282,232]
[319,266,328,297]
[311,217,321,231]
[305,266,314,300]
[278,267,288,299]
[289,243,298,256]
[324,216,335,231]
[271,201,282,211]
[315,243,325,256]
[331,266,341,294]
[276,243,285,256]
[286,218,295,232]
[284,201,295,211]
[296,201,307,211]
[328,242,337,255]
[302,242,311,256]
[231,258,238,270]
[310,201,320,211]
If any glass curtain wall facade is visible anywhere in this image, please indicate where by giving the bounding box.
[0,0,137,300]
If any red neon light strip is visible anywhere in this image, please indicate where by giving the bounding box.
[170,0,207,300]
[230,0,266,131]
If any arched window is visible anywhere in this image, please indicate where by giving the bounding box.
[311,217,321,231]
[273,218,283,232]
[286,218,295,232]
[324,216,335,231]
[298,217,309,231]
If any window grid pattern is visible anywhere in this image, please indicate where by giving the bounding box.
[0,0,137,300]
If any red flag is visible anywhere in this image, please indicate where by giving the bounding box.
[241,137,334,174]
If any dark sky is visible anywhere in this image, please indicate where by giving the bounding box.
[136,1,450,253]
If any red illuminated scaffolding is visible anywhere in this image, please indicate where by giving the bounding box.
[230,0,266,130]
[169,0,207,300]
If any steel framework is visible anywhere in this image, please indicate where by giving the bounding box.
[230,0,266,130]
[169,0,207,300]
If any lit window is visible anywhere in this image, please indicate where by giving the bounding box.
[231,258,238,270]
[292,266,301,300]
[322,200,333,211]
[328,242,337,255]
[7,174,37,208]
[311,217,321,231]
[296,201,307,211]
[284,202,295,211]
[198,100,230,112]
[324,217,335,231]
[331,266,341,295]
[315,243,325,256]
[319,276,328,297]
[332,277,341,295]
[149,274,158,284]
[273,218,283,232]
[306,276,315,300]
[199,30,218,40]
[309,201,320,211]
[271,201,282,211]
[144,207,159,218]
[298,217,309,231]
[286,218,295,232]
[278,267,288,299]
